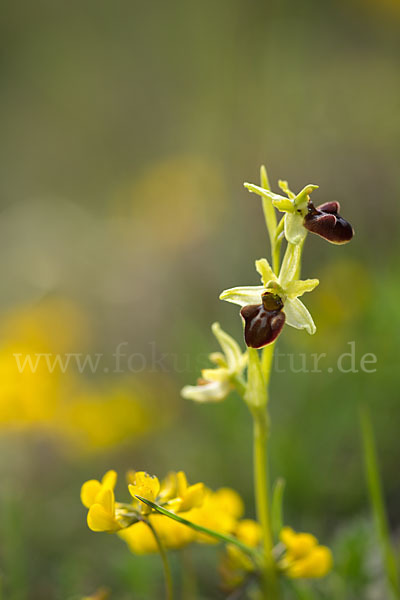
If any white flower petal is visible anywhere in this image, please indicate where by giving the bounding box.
[284,297,316,335]
[219,286,264,308]
[211,322,243,372]
[181,380,230,403]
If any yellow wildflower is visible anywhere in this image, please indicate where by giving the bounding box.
[80,471,129,533]
[279,526,333,578]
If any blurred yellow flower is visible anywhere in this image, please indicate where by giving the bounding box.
[219,519,261,590]
[279,526,333,578]
[0,298,167,453]
[187,487,244,544]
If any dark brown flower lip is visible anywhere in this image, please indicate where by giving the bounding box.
[240,292,285,348]
[303,201,354,244]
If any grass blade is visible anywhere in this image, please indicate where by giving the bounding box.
[360,405,400,598]
[135,496,257,558]
[271,478,286,541]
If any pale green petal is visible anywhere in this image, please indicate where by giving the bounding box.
[278,243,302,289]
[201,367,230,382]
[208,352,227,367]
[284,212,307,245]
[294,184,319,210]
[181,380,230,403]
[271,197,294,212]
[284,298,316,335]
[211,322,243,372]
[286,278,319,299]
[244,182,292,209]
[219,286,264,308]
[278,180,295,199]
[255,258,277,286]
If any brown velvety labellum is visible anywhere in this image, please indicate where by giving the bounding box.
[304,201,354,244]
[240,302,286,348]
[316,201,340,214]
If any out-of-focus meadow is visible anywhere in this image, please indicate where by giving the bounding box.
[0,1,399,598]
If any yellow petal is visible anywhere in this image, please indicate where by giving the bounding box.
[128,471,160,504]
[97,488,115,515]
[176,471,188,497]
[87,503,119,532]
[179,483,205,512]
[118,521,159,554]
[281,528,317,559]
[158,471,179,501]
[280,526,296,546]
[80,480,102,508]
[101,470,117,490]
[235,519,262,547]
[213,488,244,519]
[288,546,333,578]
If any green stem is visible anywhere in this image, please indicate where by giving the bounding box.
[261,342,275,382]
[253,407,280,598]
[146,520,174,600]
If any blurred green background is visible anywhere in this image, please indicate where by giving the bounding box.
[0,0,399,598]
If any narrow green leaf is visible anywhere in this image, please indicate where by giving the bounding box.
[259,165,277,256]
[271,478,285,541]
[360,406,400,598]
[135,496,258,558]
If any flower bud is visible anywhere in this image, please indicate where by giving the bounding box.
[303,201,353,244]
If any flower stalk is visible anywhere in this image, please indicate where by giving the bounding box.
[146,520,174,600]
